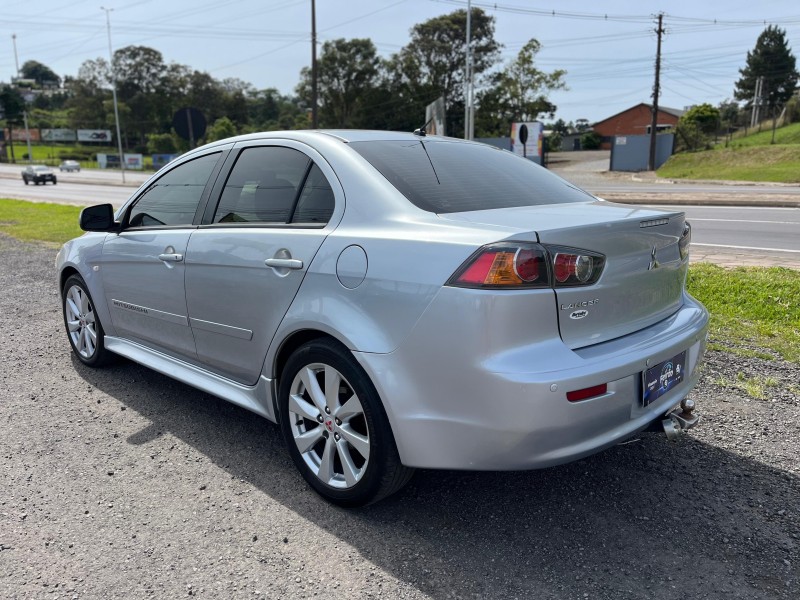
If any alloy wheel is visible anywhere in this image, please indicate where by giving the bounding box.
[64,284,98,359]
[287,363,371,489]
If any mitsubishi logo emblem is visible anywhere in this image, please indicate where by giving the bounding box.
[648,246,659,271]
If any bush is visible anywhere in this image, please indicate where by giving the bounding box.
[580,131,601,150]
[146,132,178,154]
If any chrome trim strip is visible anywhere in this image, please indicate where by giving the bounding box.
[189,317,254,340]
[104,336,276,422]
[111,299,188,326]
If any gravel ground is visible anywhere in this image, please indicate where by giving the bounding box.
[1,234,798,599]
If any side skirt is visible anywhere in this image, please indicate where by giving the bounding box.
[104,336,277,423]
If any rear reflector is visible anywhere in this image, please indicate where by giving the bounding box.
[566,383,608,402]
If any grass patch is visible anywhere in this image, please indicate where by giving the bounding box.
[727,122,800,147]
[711,372,780,400]
[0,198,82,245]
[687,263,800,362]
[657,145,800,183]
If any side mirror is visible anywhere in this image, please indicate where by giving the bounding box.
[79,203,118,232]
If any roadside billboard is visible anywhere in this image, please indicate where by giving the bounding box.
[77,129,112,143]
[425,97,446,136]
[3,128,41,142]
[124,154,143,170]
[98,153,143,170]
[510,122,543,164]
[41,129,77,142]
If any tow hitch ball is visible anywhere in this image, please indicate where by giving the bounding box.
[662,398,699,441]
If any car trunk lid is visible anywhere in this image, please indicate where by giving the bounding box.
[440,201,688,349]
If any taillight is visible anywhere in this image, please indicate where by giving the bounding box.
[679,221,691,260]
[449,244,548,288]
[448,243,604,289]
[550,246,604,287]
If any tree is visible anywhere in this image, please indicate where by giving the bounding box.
[475,39,565,137]
[0,85,26,162]
[717,99,742,130]
[113,46,166,97]
[734,26,799,113]
[206,116,237,142]
[20,60,61,87]
[65,60,110,130]
[552,118,570,135]
[493,40,565,121]
[680,103,720,135]
[146,132,178,154]
[391,8,501,136]
[297,38,381,128]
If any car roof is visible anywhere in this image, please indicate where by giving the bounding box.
[196,129,468,151]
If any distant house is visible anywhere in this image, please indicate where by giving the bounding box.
[593,103,683,149]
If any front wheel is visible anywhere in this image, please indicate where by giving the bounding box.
[23,177,29,185]
[62,275,113,367]
[52,178,57,185]
[279,339,413,507]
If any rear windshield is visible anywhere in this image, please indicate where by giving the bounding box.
[349,139,592,213]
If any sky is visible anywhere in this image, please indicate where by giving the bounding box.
[5,0,800,126]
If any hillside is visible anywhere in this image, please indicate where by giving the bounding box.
[658,122,800,183]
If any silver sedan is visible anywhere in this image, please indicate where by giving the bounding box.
[57,130,708,506]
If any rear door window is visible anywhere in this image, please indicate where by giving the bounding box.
[349,140,592,213]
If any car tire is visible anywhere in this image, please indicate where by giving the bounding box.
[53,178,57,185]
[23,177,28,185]
[279,338,414,507]
[62,275,113,367]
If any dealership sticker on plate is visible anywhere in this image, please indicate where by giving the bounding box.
[642,351,686,406]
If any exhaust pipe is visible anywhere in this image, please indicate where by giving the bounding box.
[661,398,699,441]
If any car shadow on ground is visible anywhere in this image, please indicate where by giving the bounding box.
[74,355,798,600]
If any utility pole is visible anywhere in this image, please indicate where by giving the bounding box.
[101,6,126,183]
[750,76,763,128]
[464,0,472,140]
[648,12,664,172]
[11,34,33,164]
[311,0,318,129]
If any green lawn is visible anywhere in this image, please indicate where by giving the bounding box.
[687,263,800,362]
[657,145,800,183]
[0,198,83,245]
[726,121,800,147]
[2,198,798,363]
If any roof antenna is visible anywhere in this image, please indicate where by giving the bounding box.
[413,117,434,137]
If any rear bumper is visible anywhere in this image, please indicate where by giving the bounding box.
[355,291,709,471]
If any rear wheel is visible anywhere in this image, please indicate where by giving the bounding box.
[279,339,413,506]
[23,176,28,185]
[62,275,113,367]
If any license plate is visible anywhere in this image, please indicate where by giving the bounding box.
[642,351,686,406]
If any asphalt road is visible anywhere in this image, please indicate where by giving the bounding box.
[653,205,800,255]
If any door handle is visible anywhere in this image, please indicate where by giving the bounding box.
[265,258,303,270]
[158,253,183,262]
